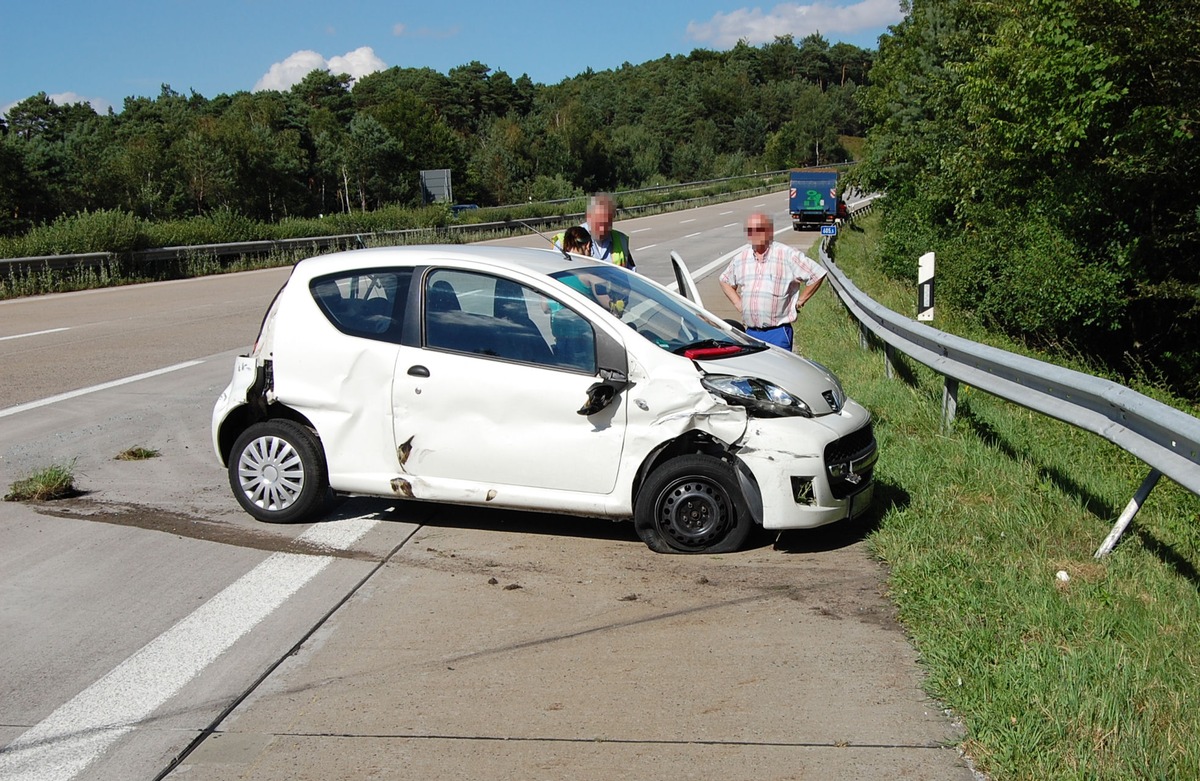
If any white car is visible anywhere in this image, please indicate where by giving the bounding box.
[212,245,876,553]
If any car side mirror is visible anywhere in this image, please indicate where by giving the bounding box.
[578,381,617,415]
[578,366,629,416]
[578,328,630,416]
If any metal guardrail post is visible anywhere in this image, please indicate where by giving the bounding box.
[942,377,959,429]
[1095,469,1162,558]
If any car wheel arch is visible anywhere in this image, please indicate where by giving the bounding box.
[631,430,762,524]
[218,404,321,466]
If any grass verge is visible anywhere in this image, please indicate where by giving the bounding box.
[801,211,1200,780]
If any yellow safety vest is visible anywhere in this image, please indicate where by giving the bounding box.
[552,229,633,269]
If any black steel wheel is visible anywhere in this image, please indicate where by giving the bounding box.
[228,419,329,524]
[634,454,753,554]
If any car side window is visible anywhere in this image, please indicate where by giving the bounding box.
[310,270,411,343]
[423,269,596,373]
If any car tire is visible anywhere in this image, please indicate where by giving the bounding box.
[634,454,753,554]
[228,419,329,524]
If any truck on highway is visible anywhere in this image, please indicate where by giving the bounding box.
[788,170,840,231]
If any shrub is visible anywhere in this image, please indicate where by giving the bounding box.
[14,209,145,256]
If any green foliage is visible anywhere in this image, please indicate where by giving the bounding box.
[856,0,1200,398]
[14,209,144,255]
[142,207,262,247]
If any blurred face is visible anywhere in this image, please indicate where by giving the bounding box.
[746,215,773,253]
[588,202,614,242]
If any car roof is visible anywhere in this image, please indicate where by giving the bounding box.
[287,244,607,284]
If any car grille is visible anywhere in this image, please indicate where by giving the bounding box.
[824,423,877,500]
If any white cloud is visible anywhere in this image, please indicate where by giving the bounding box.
[253,46,387,92]
[687,0,904,47]
[391,23,459,40]
[328,46,387,79]
[49,91,113,114]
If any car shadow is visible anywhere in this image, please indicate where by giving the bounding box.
[770,478,910,554]
[342,497,643,545]
[334,479,911,556]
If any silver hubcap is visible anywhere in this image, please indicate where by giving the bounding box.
[237,435,304,512]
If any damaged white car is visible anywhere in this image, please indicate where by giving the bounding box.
[212,245,876,554]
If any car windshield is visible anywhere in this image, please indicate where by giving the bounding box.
[550,265,765,357]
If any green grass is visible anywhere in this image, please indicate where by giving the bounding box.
[801,211,1200,780]
[115,446,160,461]
[4,460,79,501]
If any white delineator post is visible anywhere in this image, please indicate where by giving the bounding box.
[917,252,935,322]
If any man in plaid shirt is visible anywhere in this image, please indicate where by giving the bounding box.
[718,212,827,351]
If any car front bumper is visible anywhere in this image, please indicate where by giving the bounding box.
[736,406,876,530]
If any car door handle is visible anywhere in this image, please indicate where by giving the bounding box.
[407,365,430,378]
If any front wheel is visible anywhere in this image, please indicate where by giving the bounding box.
[634,455,753,554]
[228,419,329,523]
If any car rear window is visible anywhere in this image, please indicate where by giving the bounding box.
[310,269,412,342]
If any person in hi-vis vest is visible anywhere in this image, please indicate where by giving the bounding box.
[554,193,636,272]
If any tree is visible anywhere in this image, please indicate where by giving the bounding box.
[290,70,354,125]
[857,0,1200,396]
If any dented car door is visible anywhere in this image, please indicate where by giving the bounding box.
[390,268,627,498]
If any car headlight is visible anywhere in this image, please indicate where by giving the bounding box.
[701,375,813,418]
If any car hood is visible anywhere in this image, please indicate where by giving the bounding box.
[696,347,845,416]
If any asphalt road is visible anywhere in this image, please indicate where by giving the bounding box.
[0,193,978,781]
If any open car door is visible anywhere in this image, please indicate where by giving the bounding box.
[670,251,704,309]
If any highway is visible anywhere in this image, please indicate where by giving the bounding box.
[0,193,973,781]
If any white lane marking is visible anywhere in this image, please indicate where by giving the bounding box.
[0,361,204,419]
[0,328,70,342]
[636,244,657,251]
[723,223,738,228]
[719,211,733,215]
[684,232,702,239]
[0,518,378,781]
[630,228,652,233]
[679,218,696,224]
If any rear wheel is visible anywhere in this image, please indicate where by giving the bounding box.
[634,455,753,554]
[228,419,329,523]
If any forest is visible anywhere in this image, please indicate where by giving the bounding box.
[854,0,1200,399]
[0,33,871,235]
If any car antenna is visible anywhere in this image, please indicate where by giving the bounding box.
[504,216,571,261]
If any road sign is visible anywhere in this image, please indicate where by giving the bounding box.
[820,225,838,236]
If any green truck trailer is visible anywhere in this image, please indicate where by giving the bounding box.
[788,170,841,230]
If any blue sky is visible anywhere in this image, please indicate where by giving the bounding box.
[1,0,904,116]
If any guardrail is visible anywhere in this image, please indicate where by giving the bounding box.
[0,177,795,276]
[821,201,1200,557]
